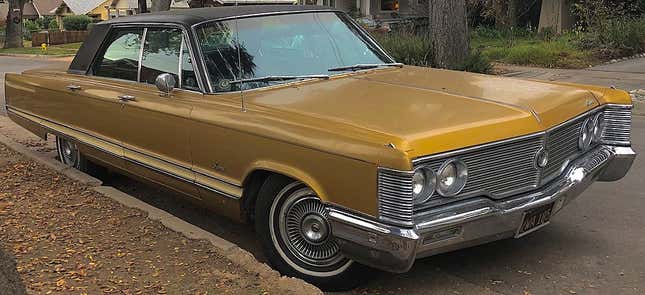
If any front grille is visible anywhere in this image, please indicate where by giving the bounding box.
[379,105,633,224]
[602,105,632,145]
[541,110,602,183]
[415,135,543,199]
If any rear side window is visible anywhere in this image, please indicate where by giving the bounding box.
[93,28,143,81]
[140,28,182,87]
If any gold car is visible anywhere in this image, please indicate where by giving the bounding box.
[4,6,636,290]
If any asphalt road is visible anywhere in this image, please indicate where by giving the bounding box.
[1,55,644,294]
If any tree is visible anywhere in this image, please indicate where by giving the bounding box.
[138,0,149,13]
[151,0,172,12]
[4,0,26,48]
[428,0,470,69]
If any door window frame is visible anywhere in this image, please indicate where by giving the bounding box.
[88,23,207,94]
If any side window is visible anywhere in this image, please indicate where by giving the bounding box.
[180,38,200,91]
[196,21,240,92]
[140,28,182,87]
[93,28,143,81]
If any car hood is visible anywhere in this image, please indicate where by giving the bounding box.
[245,66,601,162]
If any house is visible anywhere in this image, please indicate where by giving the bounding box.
[53,0,113,22]
[107,0,297,18]
[108,0,196,18]
[0,1,8,24]
[22,0,63,20]
[305,0,424,22]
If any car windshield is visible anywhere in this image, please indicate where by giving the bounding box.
[196,12,392,92]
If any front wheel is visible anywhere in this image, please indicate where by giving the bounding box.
[255,175,370,291]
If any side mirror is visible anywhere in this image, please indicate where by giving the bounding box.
[155,73,176,95]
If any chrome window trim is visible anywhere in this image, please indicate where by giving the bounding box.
[6,106,242,199]
[191,10,397,95]
[178,37,184,88]
[137,27,147,83]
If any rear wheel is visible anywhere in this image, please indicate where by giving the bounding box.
[255,175,370,291]
[55,136,89,172]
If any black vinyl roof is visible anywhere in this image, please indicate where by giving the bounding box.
[100,5,337,26]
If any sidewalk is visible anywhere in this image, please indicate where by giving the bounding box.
[0,142,319,294]
[496,59,645,115]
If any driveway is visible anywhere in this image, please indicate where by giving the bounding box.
[1,55,644,294]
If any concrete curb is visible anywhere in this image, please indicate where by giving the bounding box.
[0,133,322,294]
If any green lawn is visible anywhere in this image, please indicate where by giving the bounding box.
[0,41,82,56]
[471,32,597,69]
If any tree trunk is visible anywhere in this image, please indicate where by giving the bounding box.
[138,0,149,13]
[428,0,469,69]
[493,0,508,29]
[151,0,172,12]
[4,0,25,49]
[508,0,518,27]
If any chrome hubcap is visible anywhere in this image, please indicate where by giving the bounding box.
[301,213,329,244]
[58,138,78,167]
[278,189,344,267]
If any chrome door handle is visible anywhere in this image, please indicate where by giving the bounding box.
[66,85,81,91]
[118,95,136,102]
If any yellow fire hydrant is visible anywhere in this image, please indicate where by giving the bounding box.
[41,43,48,53]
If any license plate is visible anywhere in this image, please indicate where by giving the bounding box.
[515,203,554,238]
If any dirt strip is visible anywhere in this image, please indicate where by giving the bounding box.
[0,142,320,294]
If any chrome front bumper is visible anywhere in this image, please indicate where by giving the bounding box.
[328,145,636,273]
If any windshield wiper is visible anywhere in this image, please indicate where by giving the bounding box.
[229,75,330,85]
[327,63,404,72]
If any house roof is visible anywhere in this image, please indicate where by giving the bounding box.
[30,0,64,16]
[60,0,109,15]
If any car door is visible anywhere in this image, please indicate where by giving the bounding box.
[31,27,152,170]
[117,26,202,200]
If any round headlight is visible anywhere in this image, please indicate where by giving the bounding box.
[412,168,436,205]
[578,118,594,150]
[437,159,468,197]
[592,112,605,143]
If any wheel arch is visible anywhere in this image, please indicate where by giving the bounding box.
[241,161,330,222]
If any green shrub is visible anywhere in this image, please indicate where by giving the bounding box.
[372,30,433,67]
[62,15,93,31]
[23,19,42,41]
[579,17,645,57]
[456,51,493,74]
[48,20,59,30]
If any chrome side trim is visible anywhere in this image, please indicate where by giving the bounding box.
[6,107,242,199]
